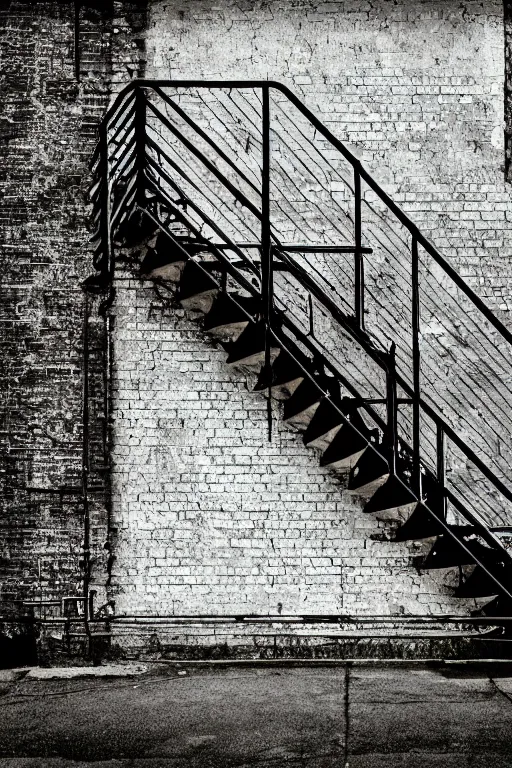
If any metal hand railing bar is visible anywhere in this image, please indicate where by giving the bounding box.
[108,101,137,149]
[191,89,263,186]
[6,612,512,625]
[145,127,262,246]
[144,170,260,284]
[146,99,262,222]
[109,139,136,182]
[153,86,262,197]
[145,140,262,265]
[202,243,371,253]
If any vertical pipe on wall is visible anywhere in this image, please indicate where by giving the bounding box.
[411,237,421,497]
[386,342,398,475]
[81,290,91,636]
[261,85,273,441]
[437,424,447,520]
[353,169,364,330]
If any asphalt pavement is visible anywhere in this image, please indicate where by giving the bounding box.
[0,662,511,767]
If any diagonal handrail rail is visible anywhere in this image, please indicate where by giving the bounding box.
[90,79,512,348]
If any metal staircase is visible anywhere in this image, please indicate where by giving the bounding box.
[86,80,512,646]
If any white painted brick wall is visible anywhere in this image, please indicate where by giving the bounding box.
[109,0,510,621]
[110,276,477,617]
[147,0,510,310]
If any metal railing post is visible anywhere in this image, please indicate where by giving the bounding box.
[386,342,398,475]
[135,87,147,206]
[411,237,421,497]
[262,85,273,441]
[354,169,364,330]
[437,424,447,520]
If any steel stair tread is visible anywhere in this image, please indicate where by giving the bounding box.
[455,563,509,598]
[282,376,325,427]
[421,533,502,570]
[225,320,281,366]
[177,259,220,312]
[253,349,307,400]
[303,397,347,448]
[394,503,446,541]
[320,419,369,471]
[348,444,390,495]
[363,473,418,520]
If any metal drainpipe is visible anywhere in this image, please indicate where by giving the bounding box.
[82,289,92,653]
[102,309,115,595]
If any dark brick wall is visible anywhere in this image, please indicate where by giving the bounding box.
[0,1,146,614]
